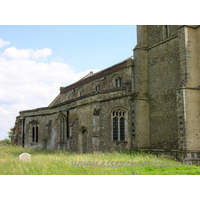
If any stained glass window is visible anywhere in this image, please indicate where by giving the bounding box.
[112,109,126,141]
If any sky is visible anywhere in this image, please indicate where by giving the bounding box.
[0,25,137,140]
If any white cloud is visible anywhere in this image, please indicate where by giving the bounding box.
[0,46,99,140]
[0,38,10,48]
[29,48,52,59]
[2,47,52,60]
[3,47,30,60]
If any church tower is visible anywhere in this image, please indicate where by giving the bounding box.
[133,25,200,160]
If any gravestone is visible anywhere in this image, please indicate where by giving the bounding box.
[19,153,31,163]
[186,153,192,159]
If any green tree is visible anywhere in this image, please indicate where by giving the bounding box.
[2,127,14,145]
[7,127,14,141]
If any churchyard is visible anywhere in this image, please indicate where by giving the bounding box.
[0,143,200,175]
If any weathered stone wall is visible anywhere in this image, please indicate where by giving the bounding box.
[169,25,179,38]
[147,25,179,47]
[148,25,164,47]
[148,35,180,149]
[134,25,180,150]
[23,112,60,150]
[149,27,179,149]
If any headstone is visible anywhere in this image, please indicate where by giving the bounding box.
[187,153,191,159]
[19,153,31,163]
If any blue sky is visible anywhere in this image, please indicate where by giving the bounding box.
[0,25,137,140]
[0,26,136,72]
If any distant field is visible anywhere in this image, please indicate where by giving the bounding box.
[0,144,200,175]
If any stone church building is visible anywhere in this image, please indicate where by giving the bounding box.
[13,25,200,160]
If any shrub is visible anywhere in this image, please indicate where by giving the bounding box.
[3,138,11,145]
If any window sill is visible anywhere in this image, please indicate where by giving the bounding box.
[58,141,67,144]
[58,138,71,143]
[30,142,38,145]
[113,141,127,144]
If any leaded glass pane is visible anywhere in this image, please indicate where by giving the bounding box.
[32,127,35,142]
[113,117,118,141]
[36,126,38,143]
[66,120,68,138]
[119,77,122,87]
[120,117,125,141]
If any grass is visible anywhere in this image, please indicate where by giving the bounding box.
[0,144,200,175]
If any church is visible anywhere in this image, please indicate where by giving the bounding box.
[12,25,200,161]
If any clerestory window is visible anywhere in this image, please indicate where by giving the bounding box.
[95,85,100,91]
[77,88,84,97]
[116,77,122,87]
[93,82,100,92]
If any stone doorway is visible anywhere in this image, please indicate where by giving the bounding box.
[79,126,88,153]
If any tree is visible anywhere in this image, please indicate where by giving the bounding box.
[7,127,14,141]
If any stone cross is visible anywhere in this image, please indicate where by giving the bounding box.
[19,153,31,163]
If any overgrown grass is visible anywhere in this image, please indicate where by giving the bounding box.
[0,144,200,175]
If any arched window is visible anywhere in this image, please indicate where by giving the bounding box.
[77,88,84,97]
[30,121,39,143]
[93,82,100,92]
[112,109,125,141]
[66,93,70,101]
[116,77,122,87]
[58,113,69,142]
[95,85,100,91]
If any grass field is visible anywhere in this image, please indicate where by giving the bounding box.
[0,143,200,175]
